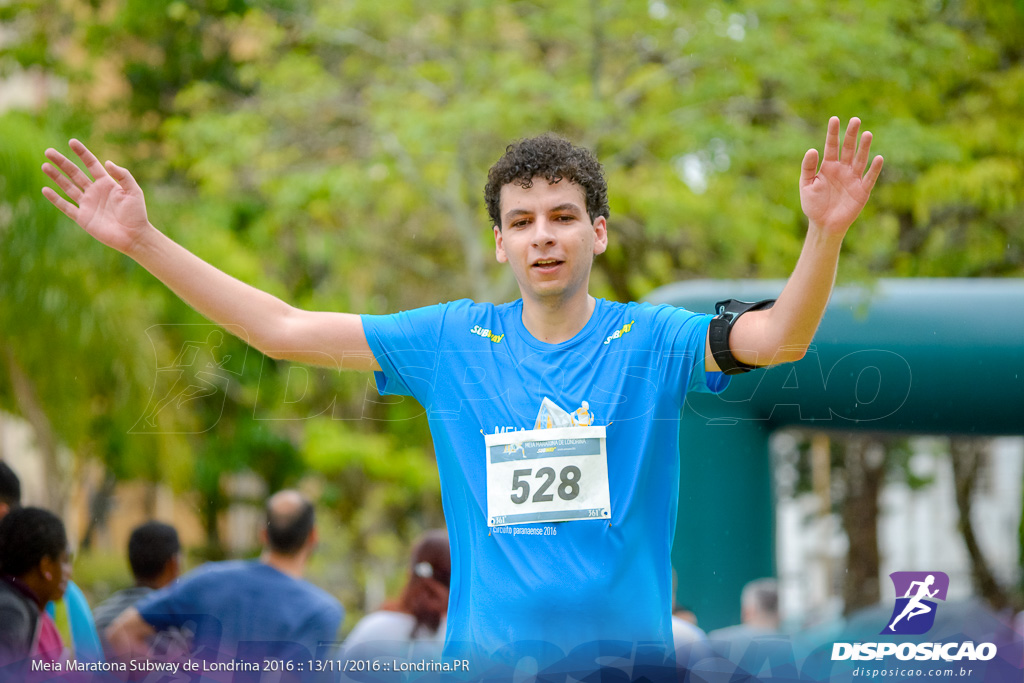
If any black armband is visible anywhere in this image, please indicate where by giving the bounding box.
[708,298,776,375]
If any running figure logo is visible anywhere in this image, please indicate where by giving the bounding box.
[882,571,949,635]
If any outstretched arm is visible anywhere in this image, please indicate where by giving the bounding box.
[42,140,378,370]
[706,117,884,371]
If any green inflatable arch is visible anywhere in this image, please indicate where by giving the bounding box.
[647,278,1024,630]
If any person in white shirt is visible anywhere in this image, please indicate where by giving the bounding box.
[342,529,450,661]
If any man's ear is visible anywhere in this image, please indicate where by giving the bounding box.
[167,553,181,580]
[494,225,507,263]
[593,216,608,256]
[155,554,181,588]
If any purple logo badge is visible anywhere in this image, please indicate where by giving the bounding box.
[882,571,949,635]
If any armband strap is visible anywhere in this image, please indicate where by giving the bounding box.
[708,298,776,375]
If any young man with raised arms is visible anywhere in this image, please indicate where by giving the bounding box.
[41,117,881,676]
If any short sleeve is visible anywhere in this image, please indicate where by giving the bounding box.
[684,315,729,395]
[134,583,188,631]
[361,304,450,404]
[656,307,729,405]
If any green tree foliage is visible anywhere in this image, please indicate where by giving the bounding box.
[0,114,159,503]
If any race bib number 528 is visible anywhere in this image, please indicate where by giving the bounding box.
[483,426,611,527]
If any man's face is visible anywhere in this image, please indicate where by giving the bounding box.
[494,178,607,305]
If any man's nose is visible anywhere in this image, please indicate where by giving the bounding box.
[531,217,557,246]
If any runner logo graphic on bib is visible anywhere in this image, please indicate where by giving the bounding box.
[485,398,611,527]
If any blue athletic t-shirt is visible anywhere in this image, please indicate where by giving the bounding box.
[362,298,727,665]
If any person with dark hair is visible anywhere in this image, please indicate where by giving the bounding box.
[0,461,104,665]
[343,529,450,659]
[0,507,71,666]
[0,461,21,518]
[43,118,882,672]
[483,133,610,230]
[265,492,315,554]
[105,490,341,665]
[92,521,181,658]
[127,521,181,583]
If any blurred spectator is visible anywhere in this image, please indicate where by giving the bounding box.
[673,605,699,626]
[710,578,780,639]
[744,578,780,632]
[670,569,709,661]
[672,605,707,647]
[106,490,342,664]
[708,578,782,663]
[343,529,450,660]
[0,461,103,663]
[0,461,21,518]
[93,521,181,658]
[671,602,711,670]
[49,579,105,663]
[0,507,71,667]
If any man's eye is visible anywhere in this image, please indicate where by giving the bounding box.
[511,219,528,228]
[556,215,575,222]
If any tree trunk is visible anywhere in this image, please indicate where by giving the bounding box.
[949,438,1010,610]
[3,345,67,513]
[80,469,118,551]
[840,436,886,615]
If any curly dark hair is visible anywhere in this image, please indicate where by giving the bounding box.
[485,133,610,229]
